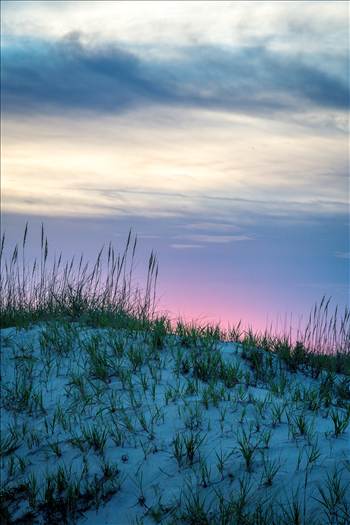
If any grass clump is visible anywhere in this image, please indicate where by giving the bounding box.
[0,225,158,330]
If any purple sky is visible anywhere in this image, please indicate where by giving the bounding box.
[1,1,349,330]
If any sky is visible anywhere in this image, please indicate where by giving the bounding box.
[1,1,349,330]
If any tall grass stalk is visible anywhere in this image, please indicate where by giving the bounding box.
[0,225,158,328]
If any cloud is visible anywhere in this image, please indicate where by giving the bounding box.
[170,244,203,250]
[2,35,171,114]
[335,251,350,259]
[174,234,253,244]
[2,1,347,58]
[2,36,348,116]
[184,222,241,232]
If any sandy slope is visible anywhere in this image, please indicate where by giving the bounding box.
[1,323,349,524]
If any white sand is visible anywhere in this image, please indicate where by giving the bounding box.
[1,323,349,524]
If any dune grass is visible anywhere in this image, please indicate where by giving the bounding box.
[0,226,349,524]
[0,224,159,331]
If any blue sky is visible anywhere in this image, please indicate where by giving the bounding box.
[1,1,349,328]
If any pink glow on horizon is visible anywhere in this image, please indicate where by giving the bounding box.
[1,214,348,345]
[156,280,311,336]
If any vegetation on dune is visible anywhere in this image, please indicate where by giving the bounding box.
[1,225,349,373]
[0,224,158,330]
[0,225,349,524]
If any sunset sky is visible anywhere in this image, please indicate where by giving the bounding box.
[1,1,349,329]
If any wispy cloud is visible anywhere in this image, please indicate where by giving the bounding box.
[174,234,253,244]
[170,243,203,250]
[335,251,350,260]
[3,105,347,222]
[184,222,241,232]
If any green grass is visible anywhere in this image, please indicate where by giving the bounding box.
[1,224,350,525]
[0,225,158,330]
[1,225,349,376]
